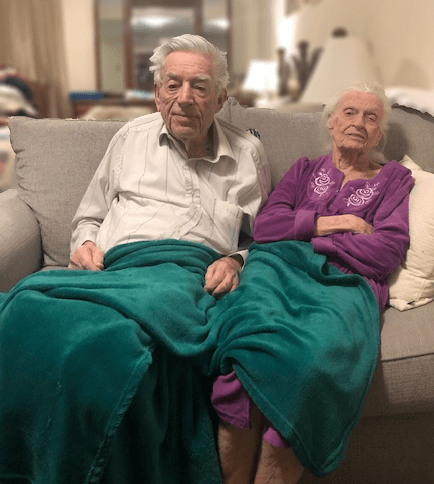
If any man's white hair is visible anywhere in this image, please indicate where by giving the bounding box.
[149,34,229,95]
[322,81,392,162]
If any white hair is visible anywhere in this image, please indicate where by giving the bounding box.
[322,81,392,162]
[149,34,229,95]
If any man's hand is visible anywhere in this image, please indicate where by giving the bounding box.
[204,256,242,297]
[68,241,104,271]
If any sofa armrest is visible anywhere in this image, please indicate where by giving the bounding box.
[0,189,42,292]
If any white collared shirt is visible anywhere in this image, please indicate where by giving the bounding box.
[70,112,270,258]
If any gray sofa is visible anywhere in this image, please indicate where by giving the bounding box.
[1,98,434,483]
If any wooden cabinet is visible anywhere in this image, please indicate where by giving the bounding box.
[94,0,232,93]
[70,96,157,119]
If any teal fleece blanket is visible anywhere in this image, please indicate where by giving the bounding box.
[0,240,222,484]
[0,239,379,481]
[208,240,380,476]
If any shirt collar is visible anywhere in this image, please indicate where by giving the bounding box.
[159,115,236,163]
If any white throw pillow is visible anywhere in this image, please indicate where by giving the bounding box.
[388,155,434,310]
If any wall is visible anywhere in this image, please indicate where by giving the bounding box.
[293,0,434,89]
[61,0,281,89]
[296,0,370,48]
[231,0,280,76]
[60,0,434,92]
[62,0,97,91]
[366,0,434,89]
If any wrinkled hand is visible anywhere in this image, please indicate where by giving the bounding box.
[315,214,373,236]
[345,214,374,234]
[68,241,104,271]
[204,256,242,297]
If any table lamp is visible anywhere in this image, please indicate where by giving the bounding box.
[242,60,279,102]
[300,29,381,104]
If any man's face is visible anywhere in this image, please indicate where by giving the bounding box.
[155,51,226,148]
[328,90,384,154]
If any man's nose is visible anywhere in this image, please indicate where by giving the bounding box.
[177,83,193,106]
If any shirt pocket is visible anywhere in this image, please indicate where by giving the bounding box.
[212,199,244,250]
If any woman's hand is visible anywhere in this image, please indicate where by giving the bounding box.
[315,214,373,236]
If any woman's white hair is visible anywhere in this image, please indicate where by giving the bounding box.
[322,81,392,163]
[149,34,229,95]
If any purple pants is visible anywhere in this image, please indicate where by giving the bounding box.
[211,371,288,448]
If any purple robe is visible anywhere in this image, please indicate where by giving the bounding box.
[253,154,413,310]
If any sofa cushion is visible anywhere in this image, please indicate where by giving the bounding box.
[9,117,126,267]
[388,155,434,310]
[218,98,434,185]
[217,98,329,187]
[8,98,434,269]
[363,301,434,417]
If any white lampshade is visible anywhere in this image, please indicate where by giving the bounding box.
[300,34,381,104]
[242,60,279,94]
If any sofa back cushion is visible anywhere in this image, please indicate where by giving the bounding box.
[218,98,434,187]
[10,117,125,267]
[9,98,434,268]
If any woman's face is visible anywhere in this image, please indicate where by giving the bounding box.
[327,90,384,155]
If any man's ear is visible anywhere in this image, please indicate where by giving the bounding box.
[154,84,161,112]
[216,89,227,111]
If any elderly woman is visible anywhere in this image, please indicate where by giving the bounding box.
[210,82,414,483]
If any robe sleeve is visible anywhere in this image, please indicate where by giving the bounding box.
[253,158,318,242]
[311,168,413,280]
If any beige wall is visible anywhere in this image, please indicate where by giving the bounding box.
[231,0,280,76]
[61,0,281,89]
[62,0,97,91]
[61,0,434,91]
[366,0,434,89]
[294,0,433,89]
[296,0,370,47]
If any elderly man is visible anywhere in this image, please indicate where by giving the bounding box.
[69,34,268,294]
[0,35,269,484]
